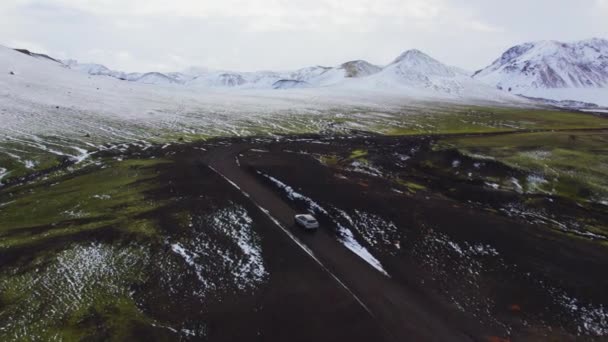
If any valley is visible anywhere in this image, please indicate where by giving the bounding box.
[1,35,608,341]
[1,122,608,340]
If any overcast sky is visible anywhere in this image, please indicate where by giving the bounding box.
[0,0,606,73]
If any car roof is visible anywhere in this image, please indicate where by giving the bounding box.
[296,214,316,220]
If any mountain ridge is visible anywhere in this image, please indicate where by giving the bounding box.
[474,38,608,89]
[473,38,608,106]
[6,39,606,107]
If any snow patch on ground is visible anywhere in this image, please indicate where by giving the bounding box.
[335,222,389,276]
[259,172,388,275]
[336,209,401,254]
[260,172,328,215]
[501,202,607,240]
[24,160,36,169]
[348,160,383,177]
[556,293,608,336]
[410,227,505,329]
[168,205,267,294]
[0,243,149,340]
[0,167,8,184]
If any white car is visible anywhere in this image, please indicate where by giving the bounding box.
[294,214,319,230]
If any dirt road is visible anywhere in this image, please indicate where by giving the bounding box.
[201,144,484,342]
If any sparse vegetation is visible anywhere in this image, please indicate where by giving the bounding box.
[0,158,169,248]
[383,106,608,135]
[440,130,608,203]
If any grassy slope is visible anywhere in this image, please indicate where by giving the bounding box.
[384,106,608,135]
[440,131,608,203]
[0,158,170,340]
[0,158,168,248]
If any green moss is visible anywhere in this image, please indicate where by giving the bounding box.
[0,242,153,341]
[319,155,340,166]
[442,131,608,203]
[348,149,368,160]
[396,178,427,193]
[0,158,169,247]
[383,106,608,135]
[170,211,193,231]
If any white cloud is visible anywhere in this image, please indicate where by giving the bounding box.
[37,0,446,19]
[466,20,504,33]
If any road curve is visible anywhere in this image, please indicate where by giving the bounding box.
[201,144,478,342]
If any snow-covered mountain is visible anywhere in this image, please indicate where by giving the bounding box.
[0,42,529,163]
[474,38,608,106]
[0,43,524,143]
[61,49,503,100]
[4,43,524,105]
[51,39,608,107]
[349,49,509,101]
[366,49,466,89]
[61,57,382,89]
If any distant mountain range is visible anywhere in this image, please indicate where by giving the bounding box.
[474,38,608,107]
[52,49,507,101]
[8,38,608,108]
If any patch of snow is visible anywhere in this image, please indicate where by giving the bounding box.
[169,205,267,293]
[259,172,389,275]
[0,167,8,184]
[510,177,523,193]
[581,108,608,114]
[0,200,15,208]
[526,174,549,191]
[62,208,87,218]
[259,172,328,215]
[0,243,149,339]
[556,293,608,336]
[24,160,37,169]
[338,209,401,255]
[335,222,389,276]
[348,160,383,177]
[500,202,607,241]
[485,182,500,190]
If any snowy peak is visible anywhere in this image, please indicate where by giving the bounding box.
[391,49,433,64]
[388,49,460,78]
[348,48,511,101]
[474,38,608,89]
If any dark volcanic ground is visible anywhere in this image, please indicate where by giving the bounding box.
[171,133,608,341]
[140,159,385,342]
[2,133,608,341]
[196,134,607,341]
